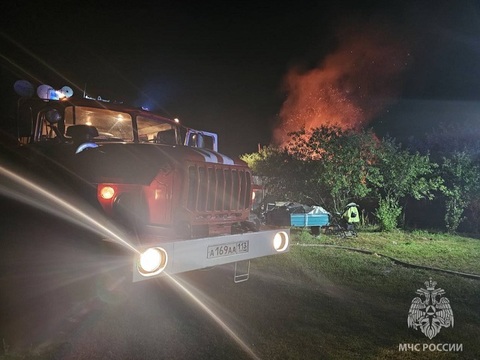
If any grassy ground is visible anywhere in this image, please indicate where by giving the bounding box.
[297,228,480,275]
[251,228,480,359]
[2,228,480,359]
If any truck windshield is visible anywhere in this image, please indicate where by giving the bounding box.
[63,107,178,143]
[65,106,134,141]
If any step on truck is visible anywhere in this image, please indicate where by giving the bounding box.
[2,81,290,283]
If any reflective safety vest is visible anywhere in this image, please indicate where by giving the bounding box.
[343,206,360,223]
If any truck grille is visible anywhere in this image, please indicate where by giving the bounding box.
[187,166,251,212]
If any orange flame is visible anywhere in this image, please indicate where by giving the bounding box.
[274,24,410,146]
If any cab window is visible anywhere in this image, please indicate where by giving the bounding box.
[64,107,134,141]
[137,116,178,144]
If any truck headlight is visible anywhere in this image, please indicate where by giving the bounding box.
[273,231,289,252]
[100,186,115,200]
[137,247,168,276]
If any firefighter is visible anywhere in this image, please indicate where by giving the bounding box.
[342,202,360,234]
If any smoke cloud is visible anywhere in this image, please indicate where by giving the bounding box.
[274,23,410,145]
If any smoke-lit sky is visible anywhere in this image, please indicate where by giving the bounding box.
[1,1,480,155]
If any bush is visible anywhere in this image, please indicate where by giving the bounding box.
[375,197,402,231]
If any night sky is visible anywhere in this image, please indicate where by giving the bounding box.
[2,1,480,156]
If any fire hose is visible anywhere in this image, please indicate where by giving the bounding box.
[292,243,480,280]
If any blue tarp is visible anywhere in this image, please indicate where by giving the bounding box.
[265,202,330,227]
[290,206,330,227]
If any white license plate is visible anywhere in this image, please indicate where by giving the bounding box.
[207,241,249,259]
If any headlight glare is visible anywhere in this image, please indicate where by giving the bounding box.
[137,247,168,276]
[273,231,289,252]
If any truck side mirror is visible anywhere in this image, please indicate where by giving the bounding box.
[45,109,63,124]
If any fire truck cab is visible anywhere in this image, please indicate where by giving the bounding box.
[3,81,290,282]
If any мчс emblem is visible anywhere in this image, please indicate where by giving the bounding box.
[407,278,454,339]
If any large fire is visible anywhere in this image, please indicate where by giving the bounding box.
[273,24,410,146]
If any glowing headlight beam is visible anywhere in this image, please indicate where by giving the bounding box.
[273,231,289,252]
[140,249,162,272]
[165,274,261,360]
[0,165,139,254]
[137,247,168,276]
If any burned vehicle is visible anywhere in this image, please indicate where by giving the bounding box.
[1,81,289,283]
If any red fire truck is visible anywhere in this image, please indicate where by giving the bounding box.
[2,81,289,283]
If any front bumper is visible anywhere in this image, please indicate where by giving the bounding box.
[132,228,290,282]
